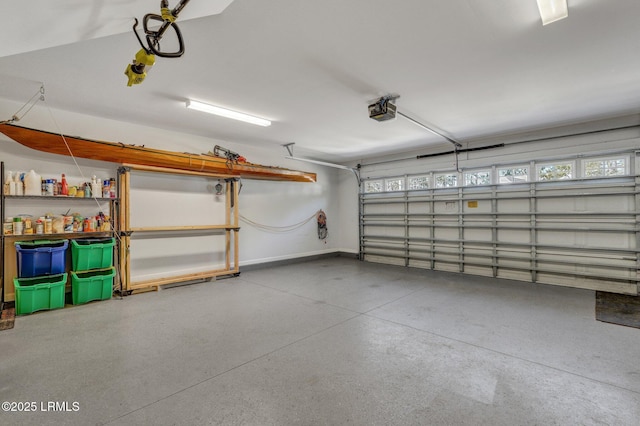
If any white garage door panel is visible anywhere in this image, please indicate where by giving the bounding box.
[360,166,639,294]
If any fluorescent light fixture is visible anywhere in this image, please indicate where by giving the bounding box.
[536,0,568,25]
[186,99,271,127]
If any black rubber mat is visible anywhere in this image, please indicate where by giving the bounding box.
[0,304,15,331]
[595,291,640,329]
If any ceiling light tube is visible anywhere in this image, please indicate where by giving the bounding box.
[536,0,568,25]
[186,99,271,127]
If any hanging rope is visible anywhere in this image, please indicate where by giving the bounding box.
[240,209,323,234]
[43,101,110,216]
[1,85,109,218]
[43,100,129,296]
[0,86,45,124]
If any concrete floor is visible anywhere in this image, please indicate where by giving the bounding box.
[0,256,639,425]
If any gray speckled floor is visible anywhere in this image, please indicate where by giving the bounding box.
[1,257,638,425]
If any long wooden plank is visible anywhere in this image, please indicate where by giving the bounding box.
[129,268,232,289]
[0,123,316,183]
[123,169,131,292]
[122,163,233,178]
[225,180,232,271]
[233,179,240,273]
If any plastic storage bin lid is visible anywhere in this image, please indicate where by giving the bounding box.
[13,273,68,288]
[72,237,115,246]
[71,267,116,280]
[15,239,68,249]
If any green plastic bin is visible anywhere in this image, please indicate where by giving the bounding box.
[71,237,115,271]
[71,267,115,305]
[13,273,67,315]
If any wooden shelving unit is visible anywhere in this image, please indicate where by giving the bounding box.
[118,164,240,293]
[0,161,119,307]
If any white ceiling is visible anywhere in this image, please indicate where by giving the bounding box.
[1,0,640,163]
[0,0,235,57]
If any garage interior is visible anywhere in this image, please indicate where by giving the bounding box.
[1,1,639,425]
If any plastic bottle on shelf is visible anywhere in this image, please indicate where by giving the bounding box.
[3,171,12,195]
[45,179,54,196]
[109,178,116,198]
[91,176,101,199]
[24,170,41,196]
[15,173,24,196]
[12,217,23,235]
[44,217,53,234]
[3,217,13,235]
[35,219,44,235]
[60,174,68,196]
[23,217,33,234]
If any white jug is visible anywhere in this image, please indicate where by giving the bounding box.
[24,170,42,196]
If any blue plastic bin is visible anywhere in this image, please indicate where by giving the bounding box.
[15,240,69,278]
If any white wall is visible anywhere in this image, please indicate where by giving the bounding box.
[336,166,360,255]
[0,99,341,279]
